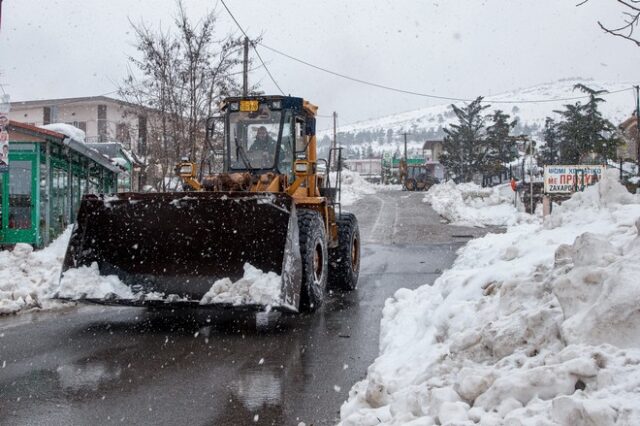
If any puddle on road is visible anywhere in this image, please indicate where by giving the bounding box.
[231,370,283,411]
[57,362,122,392]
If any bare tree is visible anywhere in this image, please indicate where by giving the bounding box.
[580,0,640,47]
[119,1,254,190]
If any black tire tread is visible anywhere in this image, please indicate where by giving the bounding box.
[328,212,360,291]
[297,210,327,312]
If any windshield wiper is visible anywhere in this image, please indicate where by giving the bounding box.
[235,138,254,169]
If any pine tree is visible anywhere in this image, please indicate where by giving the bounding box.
[484,110,518,175]
[539,117,560,165]
[440,97,490,182]
[554,84,621,164]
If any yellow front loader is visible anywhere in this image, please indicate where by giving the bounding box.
[60,96,360,313]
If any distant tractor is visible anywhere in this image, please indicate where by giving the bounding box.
[399,160,439,191]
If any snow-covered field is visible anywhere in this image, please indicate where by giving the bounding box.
[318,79,634,152]
[340,171,640,425]
[423,181,531,227]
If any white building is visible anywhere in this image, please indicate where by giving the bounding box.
[8,96,150,156]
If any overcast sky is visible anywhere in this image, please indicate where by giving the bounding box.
[1,0,639,129]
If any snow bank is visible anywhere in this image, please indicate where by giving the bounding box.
[41,123,86,142]
[424,181,528,227]
[200,263,283,308]
[334,170,400,206]
[0,228,72,314]
[340,170,640,425]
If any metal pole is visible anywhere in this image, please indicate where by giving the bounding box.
[242,37,249,97]
[635,85,640,175]
[44,142,51,245]
[332,111,337,171]
[529,140,533,214]
[403,132,408,161]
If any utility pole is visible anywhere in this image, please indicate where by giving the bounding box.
[242,37,249,96]
[529,139,534,214]
[332,111,337,171]
[402,132,410,161]
[636,86,640,176]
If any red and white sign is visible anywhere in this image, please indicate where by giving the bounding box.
[543,165,605,193]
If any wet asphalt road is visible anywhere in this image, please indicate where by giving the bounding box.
[0,190,492,426]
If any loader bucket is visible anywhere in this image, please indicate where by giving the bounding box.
[58,192,302,312]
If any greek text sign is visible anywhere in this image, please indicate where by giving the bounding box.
[543,165,605,193]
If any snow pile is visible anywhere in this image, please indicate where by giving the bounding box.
[58,261,282,307]
[424,181,527,227]
[334,170,399,206]
[41,123,86,142]
[57,263,134,300]
[0,228,72,314]
[200,263,282,308]
[340,170,640,425]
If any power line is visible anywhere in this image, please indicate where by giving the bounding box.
[219,0,285,96]
[257,42,635,104]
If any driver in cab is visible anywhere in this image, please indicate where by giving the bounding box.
[249,126,275,153]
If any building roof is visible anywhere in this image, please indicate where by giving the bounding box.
[8,120,66,139]
[619,114,637,132]
[422,140,443,149]
[86,142,143,166]
[9,95,146,111]
[8,120,122,173]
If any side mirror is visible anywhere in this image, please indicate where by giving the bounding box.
[305,118,316,136]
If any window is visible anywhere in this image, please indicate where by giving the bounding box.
[98,104,108,142]
[50,167,68,237]
[116,123,130,144]
[137,115,147,155]
[8,160,32,229]
[228,106,282,170]
[277,110,294,178]
[66,121,87,132]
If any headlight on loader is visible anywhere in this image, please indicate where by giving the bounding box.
[179,164,194,175]
[294,161,309,175]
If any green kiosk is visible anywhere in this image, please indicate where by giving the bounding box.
[0,121,122,248]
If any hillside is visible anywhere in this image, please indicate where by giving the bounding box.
[318,78,637,157]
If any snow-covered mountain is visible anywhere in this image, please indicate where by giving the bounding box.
[318,78,637,157]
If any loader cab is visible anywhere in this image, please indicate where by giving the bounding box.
[222,96,315,179]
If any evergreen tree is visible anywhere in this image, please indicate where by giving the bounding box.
[554,84,621,164]
[484,110,518,175]
[539,118,560,165]
[440,97,490,182]
[576,84,621,162]
[555,103,586,164]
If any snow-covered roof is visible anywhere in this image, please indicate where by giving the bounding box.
[40,123,86,143]
[9,121,121,173]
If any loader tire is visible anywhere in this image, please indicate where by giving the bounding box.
[298,210,328,313]
[328,213,360,291]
